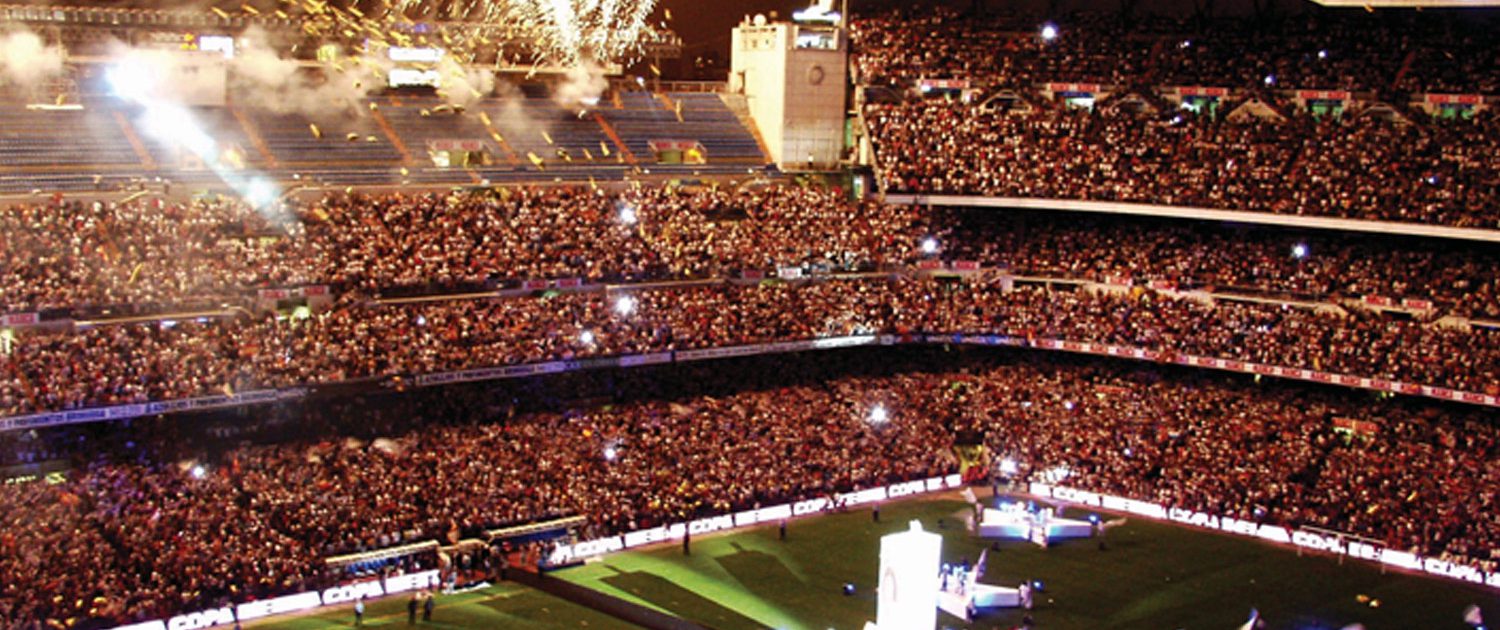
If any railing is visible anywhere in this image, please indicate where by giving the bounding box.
[4,323,1496,434]
[1031,482,1500,591]
[652,81,729,94]
[6,265,1500,432]
[883,194,1500,244]
[325,540,438,568]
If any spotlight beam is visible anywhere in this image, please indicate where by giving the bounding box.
[107,62,295,228]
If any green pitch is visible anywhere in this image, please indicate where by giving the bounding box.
[246,582,636,629]
[255,493,1499,629]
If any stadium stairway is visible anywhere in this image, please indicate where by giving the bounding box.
[718,93,772,163]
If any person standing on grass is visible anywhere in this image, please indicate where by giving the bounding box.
[354,597,365,627]
[423,592,435,621]
[407,592,418,624]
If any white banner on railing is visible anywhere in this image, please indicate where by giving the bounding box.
[0,389,303,432]
[1030,483,1500,591]
[940,336,1496,408]
[106,570,440,630]
[548,474,964,566]
[9,333,1498,434]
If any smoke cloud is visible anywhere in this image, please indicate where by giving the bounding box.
[553,61,609,109]
[0,28,66,90]
[227,27,390,124]
[434,55,495,110]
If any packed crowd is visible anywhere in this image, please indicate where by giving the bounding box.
[866,100,1500,228]
[851,8,1500,95]
[6,186,1499,318]
[4,278,1498,417]
[938,353,1500,572]
[305,185,922,293]
[2,348,1495,628]
[0,187,920,313]
[0,198,316,316]
[930,208,1500,318]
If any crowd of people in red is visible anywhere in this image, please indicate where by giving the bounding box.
[3,277,1497,417]
[0,187,919,314]
[852,9,1500,93]
[854,9,1500,228]
[2,10,1498,625]
[11,189,1498,320]
[866,100,1500,228]
[1,349,1494,629]
[929,208,1500,318]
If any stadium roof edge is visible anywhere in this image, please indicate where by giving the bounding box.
[1308,0,1500,7]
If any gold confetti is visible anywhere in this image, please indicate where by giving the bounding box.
[308,123,322,139]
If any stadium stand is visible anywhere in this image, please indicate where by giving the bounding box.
[0,90,773,194]
[3,5,1500,630]
[1,349,1495,628]
[852,9,1500,228]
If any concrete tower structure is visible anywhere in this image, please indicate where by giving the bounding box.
[729,4,847,170]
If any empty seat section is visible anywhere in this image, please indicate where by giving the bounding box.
[248,109,402,166]
[0,104,147,167]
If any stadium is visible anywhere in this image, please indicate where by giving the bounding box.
[0,0,1497,628]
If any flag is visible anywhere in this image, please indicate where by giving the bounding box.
[960,487,978,506]
[1235,608,1262,630]
[975,548,988,579]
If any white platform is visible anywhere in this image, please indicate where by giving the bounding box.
[937,583,1023,621]
[977,506,1093,546]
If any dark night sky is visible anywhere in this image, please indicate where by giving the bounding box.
[650,0,1227,66]
[657,0,809,60]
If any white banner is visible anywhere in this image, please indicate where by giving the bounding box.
[1030,483,1500,591]
[108,571,441,630]
[548,474,963,565]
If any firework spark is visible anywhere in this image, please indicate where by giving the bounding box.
[367,0,661,67]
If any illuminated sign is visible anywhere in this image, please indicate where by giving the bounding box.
[197,35,234,59]
[1033,483,1500,592]
[388,68,441,88]
[547,475,962,565]
[388,47,444,63]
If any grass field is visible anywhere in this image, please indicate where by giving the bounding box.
[258,493,1500,630]
[248,581,637,629]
